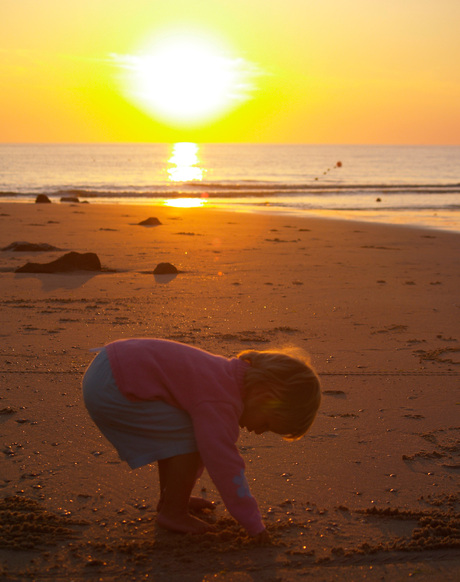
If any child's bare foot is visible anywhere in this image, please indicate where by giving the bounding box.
[188,496,215,512]
[157,496,215,513]
[157,511,215,534]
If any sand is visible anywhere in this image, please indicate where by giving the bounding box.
[0,201,459,581]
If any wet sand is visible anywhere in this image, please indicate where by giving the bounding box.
[0,202,459,580]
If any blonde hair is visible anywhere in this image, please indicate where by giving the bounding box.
[238,347,321,441]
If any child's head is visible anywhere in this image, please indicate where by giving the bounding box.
[238,347,321,441]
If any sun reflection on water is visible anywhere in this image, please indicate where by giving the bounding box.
[167,142,204,182]
[164,142,207,208]
[164,197,206,208]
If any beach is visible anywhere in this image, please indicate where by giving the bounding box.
[0,201,459,580]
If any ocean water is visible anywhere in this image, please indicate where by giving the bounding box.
[0,143,459,232]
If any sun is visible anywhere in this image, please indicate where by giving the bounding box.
[114,28,258,128]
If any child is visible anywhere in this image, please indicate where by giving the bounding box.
[82,338,321,540]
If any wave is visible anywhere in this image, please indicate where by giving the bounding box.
[184,181,460,193]
[1,182,459,200]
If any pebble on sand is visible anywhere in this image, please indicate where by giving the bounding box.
[35,194,51,203]
[60,196,80,203]
[153,262,178,275]
[2,242,61,252]
[138,217,162,226]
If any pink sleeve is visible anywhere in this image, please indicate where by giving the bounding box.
[191,402,265,536]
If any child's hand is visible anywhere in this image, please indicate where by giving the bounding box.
[251,528,271,544]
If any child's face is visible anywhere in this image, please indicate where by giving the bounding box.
[239,397,286,435]
[239,404,271,434]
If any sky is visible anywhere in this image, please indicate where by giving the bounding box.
[1,0,459,144]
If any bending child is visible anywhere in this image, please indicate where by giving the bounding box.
[82,338,321,540]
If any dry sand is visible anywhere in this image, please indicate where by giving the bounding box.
[0,201,459,581]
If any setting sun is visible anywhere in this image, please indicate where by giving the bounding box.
[1,1,459,143]
[113,28,259,128]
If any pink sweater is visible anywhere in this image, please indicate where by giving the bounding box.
[105,338,265,535]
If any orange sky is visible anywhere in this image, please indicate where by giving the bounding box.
[1,0,459,144]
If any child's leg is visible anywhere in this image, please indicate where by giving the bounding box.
[157,458,214,514]
[156,452,215,534]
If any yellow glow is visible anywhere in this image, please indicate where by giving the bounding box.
[164,198,206,208]
[114,28,259,128]
[1,2,459,143]
[167,142,204,182]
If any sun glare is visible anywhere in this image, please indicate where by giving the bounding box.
[113,28,259,127]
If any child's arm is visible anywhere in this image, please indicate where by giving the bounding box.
[191,401,266,536]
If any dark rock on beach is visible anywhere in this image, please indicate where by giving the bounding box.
[153,262,178,275]
[35,194,51,203]
[15,251,102,273]
[138,217,162,226]
[60,196,80,203]
[2,242,61,252]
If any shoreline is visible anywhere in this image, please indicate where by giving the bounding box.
[1,202,459,580]
[1,196,460,234]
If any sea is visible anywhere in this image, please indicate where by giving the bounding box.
[1,143,459,233]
